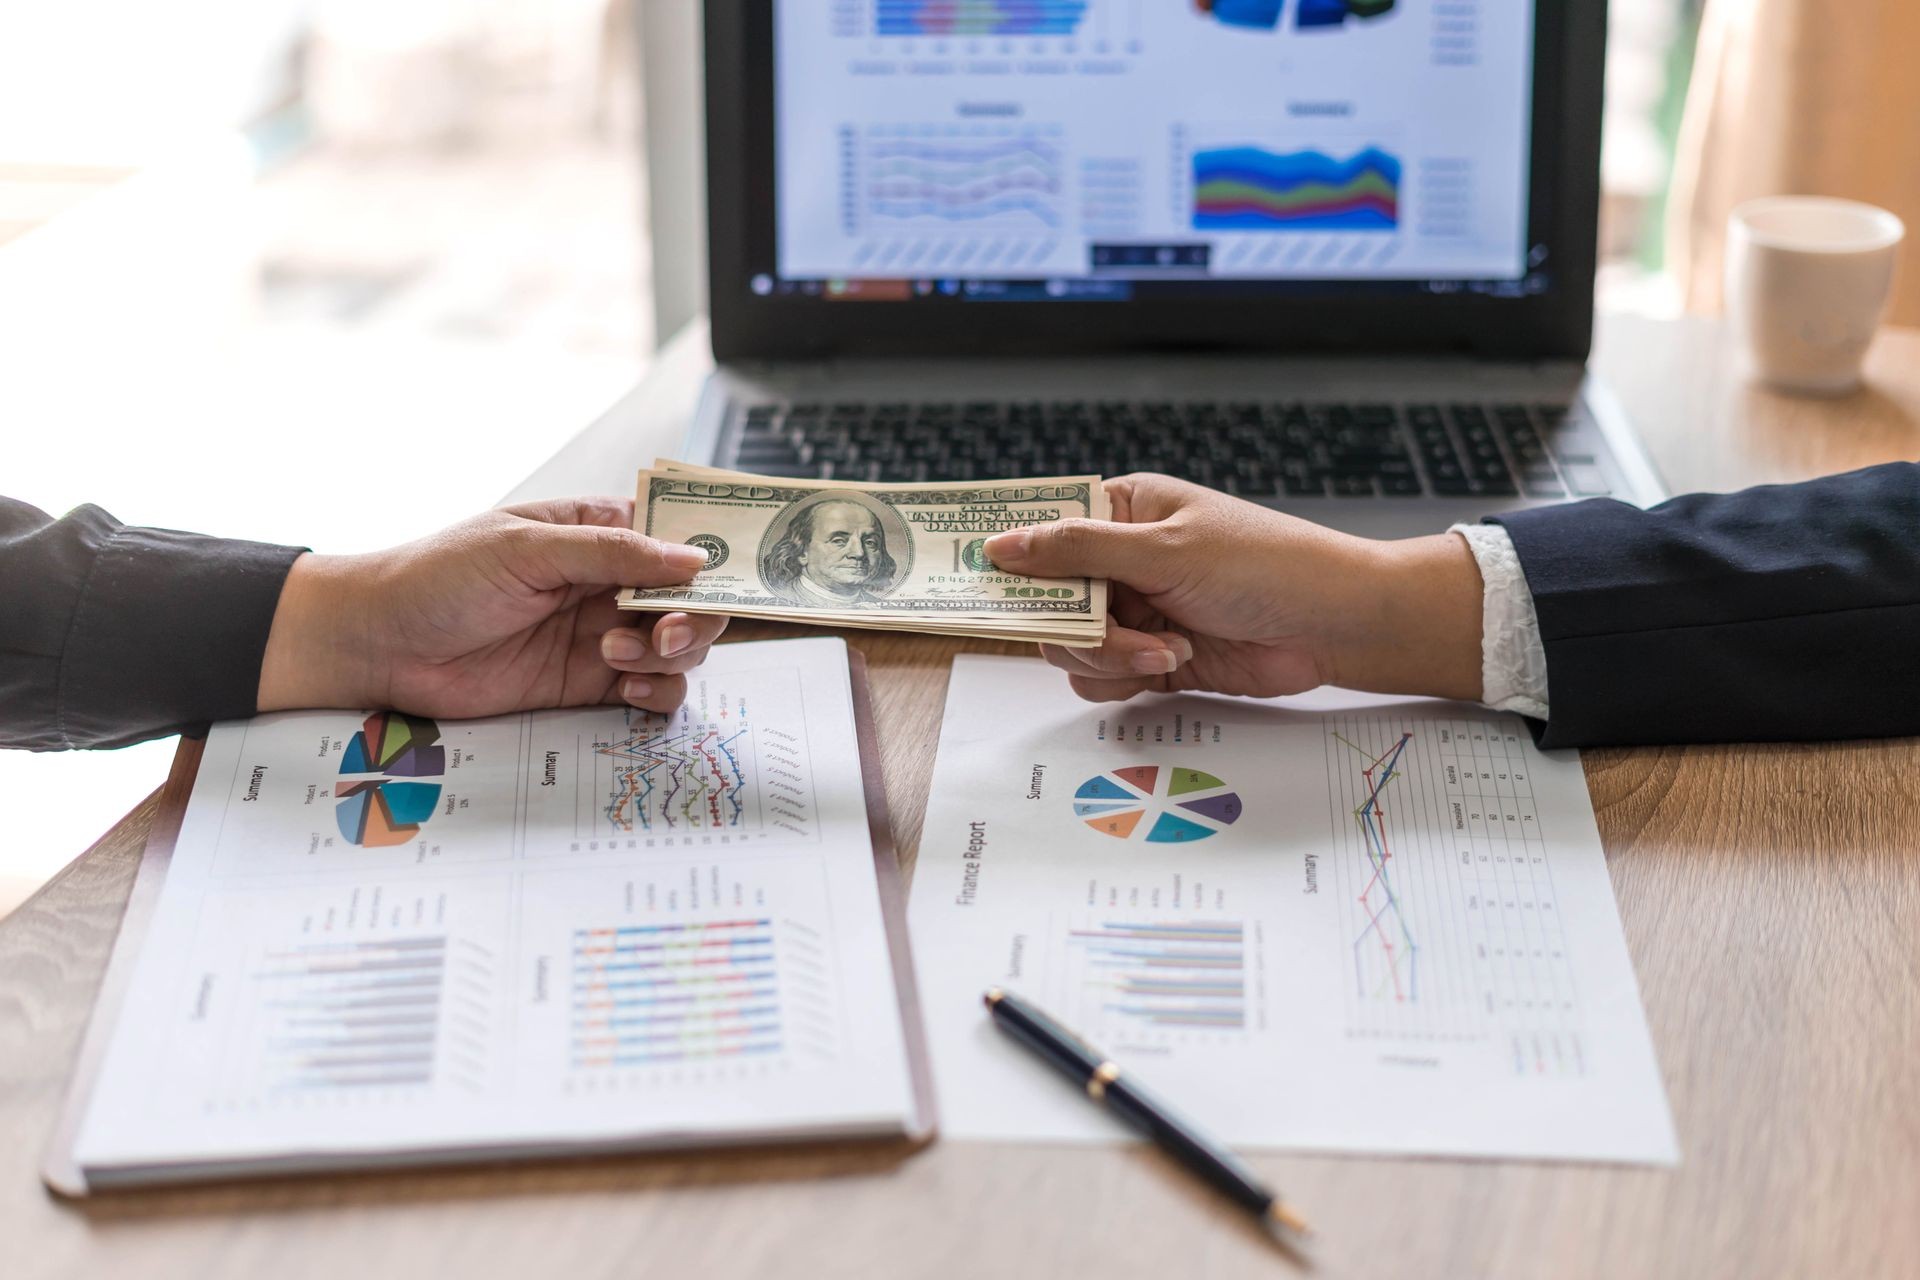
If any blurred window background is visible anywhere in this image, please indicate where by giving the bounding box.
[0,0,1773,913]
[1,0,655,913]
[1601,0,1706,314]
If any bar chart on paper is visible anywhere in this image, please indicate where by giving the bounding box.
[569,918,800,1072]
[555,862,847,1084]
[197,886,503,1110]
[1053,916,1257,1044]
[1325,713,1586,1076]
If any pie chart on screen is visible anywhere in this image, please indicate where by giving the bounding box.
[1073,766,1244,843]
[336,712,446,848]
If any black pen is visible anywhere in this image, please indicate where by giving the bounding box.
[982,987,1313,1244]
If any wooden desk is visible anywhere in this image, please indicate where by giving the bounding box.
[6,316,1919,1280]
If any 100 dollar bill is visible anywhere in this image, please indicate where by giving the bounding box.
[618,471,1108,620]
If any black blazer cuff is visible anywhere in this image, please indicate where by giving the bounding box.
[60,520,307,749]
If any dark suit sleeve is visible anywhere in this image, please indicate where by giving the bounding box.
[1486,462,1920,748]
[0,498,307,751]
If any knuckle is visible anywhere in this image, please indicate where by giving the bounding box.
[1160,510,1210,555]
[599,527,645,559]
[1047,518,1102,556]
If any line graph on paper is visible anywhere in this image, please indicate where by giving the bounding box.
[1324,713,1587,1076]
[1335,729,1420,1006]
[579,672,816,845]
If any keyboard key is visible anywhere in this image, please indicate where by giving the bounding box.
[1565,463,1612,496]
[1520,463,1566,496]
[736,443,801,466]
[1235,474,1279,498]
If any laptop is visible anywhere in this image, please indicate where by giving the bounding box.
[685,0,1664,537]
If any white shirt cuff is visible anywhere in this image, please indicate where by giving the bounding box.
[1450,523,1550,721]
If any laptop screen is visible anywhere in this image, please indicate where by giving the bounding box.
[766,1,1542,305]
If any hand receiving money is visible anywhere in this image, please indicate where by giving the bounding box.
[616,464,1111,645]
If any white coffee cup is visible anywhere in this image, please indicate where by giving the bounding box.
[1725,196,1905,395]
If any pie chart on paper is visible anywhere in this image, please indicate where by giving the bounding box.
[336,711,447,848]
[1072,766,1245,843]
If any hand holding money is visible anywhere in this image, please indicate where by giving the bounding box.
[617,465,1110,645]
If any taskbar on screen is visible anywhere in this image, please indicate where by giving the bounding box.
[749,273,1551,302]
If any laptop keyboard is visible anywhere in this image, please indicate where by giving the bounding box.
[726,400,1611,501]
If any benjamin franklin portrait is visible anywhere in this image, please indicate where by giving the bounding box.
[759,492,912,607]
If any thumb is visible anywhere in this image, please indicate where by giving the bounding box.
[498,495,634,530]
[985,518,1164,585]
[508,521,710,591]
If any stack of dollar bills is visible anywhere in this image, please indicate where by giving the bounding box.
[616,462,1109,646]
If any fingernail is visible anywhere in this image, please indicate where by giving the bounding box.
[984,529,1030,561]
[1132,648,1179,675]
[662,543,710,573]
[603,633,644,662]
[1167,635,1195,665]
[658,624,693,658]
[623,677,653,701]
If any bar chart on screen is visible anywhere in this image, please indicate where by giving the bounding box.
[1325,713,1586,1076]
[871,0,1091,37]
[828,0,1145,47]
